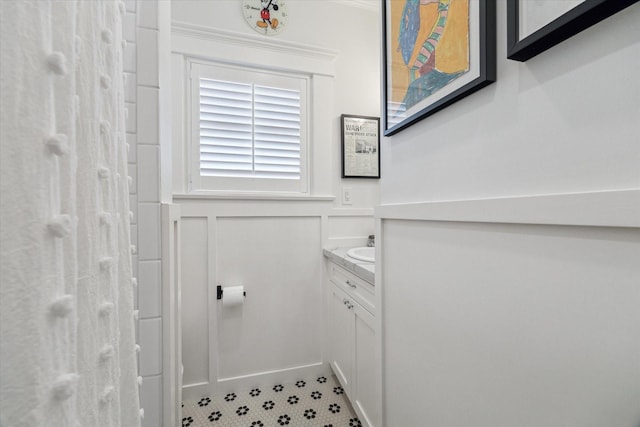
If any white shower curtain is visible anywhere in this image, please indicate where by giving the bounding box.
[0,1,141,426]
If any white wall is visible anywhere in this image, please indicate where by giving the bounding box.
[123,1,170,425]
[170,1,381,397]
[378,2,640,426]
[380,3,639,203]
[381,217,639,427]
[171,0,381,207]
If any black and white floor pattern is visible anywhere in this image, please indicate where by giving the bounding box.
[181,375,361,427]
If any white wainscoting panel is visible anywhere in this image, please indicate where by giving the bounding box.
[216,217,323,381]
[378,191,640,427]
[177,199,374,399]
[180,217,210,387]
[328,214,375,244]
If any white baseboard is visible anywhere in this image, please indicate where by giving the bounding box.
[181,362,332,401]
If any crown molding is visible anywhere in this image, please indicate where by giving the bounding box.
[329,0,380,12]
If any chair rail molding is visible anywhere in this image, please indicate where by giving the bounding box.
[376,189,640,228]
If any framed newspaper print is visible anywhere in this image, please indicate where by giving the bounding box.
[341,115,380,179]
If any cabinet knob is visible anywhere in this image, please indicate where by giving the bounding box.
[346,280,356,288]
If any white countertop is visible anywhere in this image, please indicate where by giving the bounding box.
[323,247,375,285]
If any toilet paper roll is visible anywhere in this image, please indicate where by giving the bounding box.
[222,285,245,307]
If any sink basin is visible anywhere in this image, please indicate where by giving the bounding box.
[347,247,375,263]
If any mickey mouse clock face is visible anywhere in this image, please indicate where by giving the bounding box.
[243,0,288,35]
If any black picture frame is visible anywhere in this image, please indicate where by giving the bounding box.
[341,114,381,179]
[507,0,639,62]
[382,0,496,136]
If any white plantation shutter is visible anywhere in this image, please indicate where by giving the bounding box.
[192,63,307,193]
[253,85,301,179]
[199,79,254,177]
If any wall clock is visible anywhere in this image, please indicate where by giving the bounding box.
[243,0,288,36]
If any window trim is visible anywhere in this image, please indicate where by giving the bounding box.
[188,59,310,195]
[171,26,338,197]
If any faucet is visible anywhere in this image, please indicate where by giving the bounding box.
[367,235,375,247]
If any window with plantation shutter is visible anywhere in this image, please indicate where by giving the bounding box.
[191,62,308,193]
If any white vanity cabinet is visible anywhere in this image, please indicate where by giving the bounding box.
[327,260,379,427]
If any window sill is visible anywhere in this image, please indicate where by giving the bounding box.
[173,192,336,202]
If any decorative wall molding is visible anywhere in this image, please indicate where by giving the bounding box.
[172,21,339,63]
[182,362,330,401]
[177,199,374,218]
[376,189,640,228]
[173,193,336,202]
[161,204,182,427]
[329,0,379,12]
[176,203,375,400]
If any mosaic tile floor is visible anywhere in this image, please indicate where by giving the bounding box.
[181,375,362,427]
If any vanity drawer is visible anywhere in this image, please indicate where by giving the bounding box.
[328,262,375,314]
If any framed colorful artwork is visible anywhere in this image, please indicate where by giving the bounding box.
[341,115,380,179]
[507,0,639,62]
[382,0,496,136]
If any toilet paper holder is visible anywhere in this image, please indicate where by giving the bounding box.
[217,285,247,300]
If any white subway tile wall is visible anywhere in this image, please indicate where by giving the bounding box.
[126,132,137,163]
[137,1,159,30]
[125,1,163,425]
[130,224,139,257]
[139,317,163,377]
[125,0,136,13]
[125,101,137,133]
[124,13,137,41]
[138,203,161,260]
[138,260,162,318]
[140,375,163,427]
[129,194,138,225]
[124,72,137,102]
[137,29,159,87]
[124,42,137,73]
[128,164,137,195]
[136,87,159,143]
[137,145,160,202]
[131,253,139,282]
